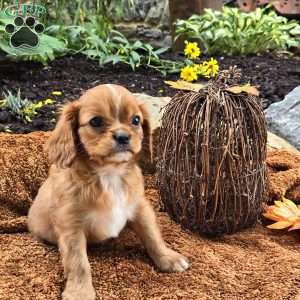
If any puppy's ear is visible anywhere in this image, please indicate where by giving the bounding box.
[45,101,80,168]
[139,103,153,163]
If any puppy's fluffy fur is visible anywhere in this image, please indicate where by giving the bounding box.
[28,84,189,300]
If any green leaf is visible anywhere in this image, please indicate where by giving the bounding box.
[130,51,141,64]
[82,49,100,58]
[132,40,143,49]
[112,36,128,45]
[154,47,169,55]
[129,57,135,70]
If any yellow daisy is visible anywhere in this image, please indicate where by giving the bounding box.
[202,58,219,78]
[193,63,206,76]
[180,65,198,82]
[184,41,201,60]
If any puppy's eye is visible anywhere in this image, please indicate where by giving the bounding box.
[132,115,140,126]
[89,116,103,128]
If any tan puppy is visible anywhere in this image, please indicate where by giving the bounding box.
[28,84,189,300]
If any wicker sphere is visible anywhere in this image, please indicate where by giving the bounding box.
[157,68,268,236]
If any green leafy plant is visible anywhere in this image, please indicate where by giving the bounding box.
[0,89,55,123]
[92,30,168,70]
[46,0,136,26]
[83,30,182,74]
[45,15,111,52]
[0,1,180,73]
[175,6,300,55]
[47,23,182,74]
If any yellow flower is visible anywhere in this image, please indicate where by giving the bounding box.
[202,58,219,78]
[184,41,201,59]
[52,91,62,96]
[193,63,206,75]
[44,98,55,105]
[180,65,198,82]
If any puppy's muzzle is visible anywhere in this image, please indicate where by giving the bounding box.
[113,130,131,152]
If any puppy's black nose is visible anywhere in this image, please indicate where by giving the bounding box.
[113,131,130,145]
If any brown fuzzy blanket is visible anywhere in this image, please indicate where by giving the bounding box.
[0,132,300,300]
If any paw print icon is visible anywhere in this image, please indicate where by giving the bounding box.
[5,16,44,49]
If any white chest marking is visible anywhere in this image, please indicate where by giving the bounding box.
[96,172,137,239]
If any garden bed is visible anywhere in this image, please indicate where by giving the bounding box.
[0,53,300,133]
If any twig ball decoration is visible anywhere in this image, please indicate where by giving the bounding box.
[158,67,268,236]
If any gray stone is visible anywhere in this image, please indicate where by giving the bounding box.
[158,34,172,48]
[159,1,170,29]
[145,1,165,24]
[134,93,171,131]
[114,23,137,39]
[112,0,155,22]
[112,0,170,47]
[114,23,171,48]
[265,86,300,150]
[267,132,299,154]
[137,26,162,39]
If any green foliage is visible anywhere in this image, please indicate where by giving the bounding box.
[46,0,136,26]
[82,30,169,71]
[0,89,55,123]
[175,6,300,55]
[47,23,181,74]
[45,15,111,50]
[0,1,180,74]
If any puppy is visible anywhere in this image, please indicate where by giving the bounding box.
[28,84,189,300]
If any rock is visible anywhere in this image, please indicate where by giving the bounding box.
[135,93,171,173]
[159,1,170,29]
[110,0,153,22]
[137,26,162,39]
[134,93,171,131]
[111,0,170,47]
[114,23,137,39]
[114,23,172,48]
[267,132,299,154]
[145,1,165,24]
[265,86,300,150]
[157,34,172,48]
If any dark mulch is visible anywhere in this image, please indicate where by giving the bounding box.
[0,53,299,133]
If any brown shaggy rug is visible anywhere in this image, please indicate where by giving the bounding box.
[0,132,300,300]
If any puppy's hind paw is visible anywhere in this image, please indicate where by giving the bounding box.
[62,286,96,300]
[154,248,190,273]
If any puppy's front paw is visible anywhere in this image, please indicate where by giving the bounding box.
[153,248,190,272]
[62,285,96,300]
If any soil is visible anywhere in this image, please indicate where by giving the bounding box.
[0,53,300,133]
[1,132,300,299]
